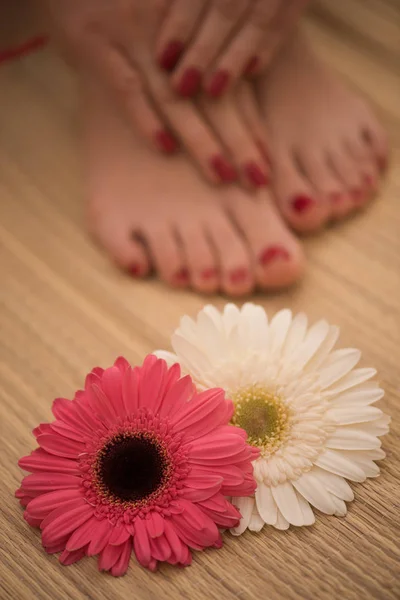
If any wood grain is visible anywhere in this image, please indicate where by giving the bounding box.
[0,1,399,599]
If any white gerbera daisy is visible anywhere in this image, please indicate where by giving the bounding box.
[155,303,390,533]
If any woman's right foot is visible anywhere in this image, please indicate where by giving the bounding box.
[83,79,304,296]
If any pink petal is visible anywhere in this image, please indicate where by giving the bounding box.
[21,473,81,494]
[44,541,67,554]
[50,420,88,442]
[51,398,93,435]
[163,519,187,564]
[146,512,164,538]
[110,539,132,576]
[100,366,125,416]
[91,384,118,423]
[197,493,228,513]
[170,389,230,435]
[149,535,171,562]
[98,543,123,572]
[199,504,240,528]
[18,449,79,475]
[37,434,85,459]
[59,547,87,566]
[86,519,113,556]
[181,476,223,502]
[66,516,99,551]
[159,375,194,419]
[41,502,94,547]
[138,359,165,411]
[24,513,42,527]
[114,356,130,373]
[33,423,53,438]
[108,526,131,546]
[122,367,140,414]
[26,489,83,519]
[133,517,151,567]
[190,465,244,488]
[189,433,245,460]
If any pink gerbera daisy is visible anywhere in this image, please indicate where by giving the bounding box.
[16,356,258,576]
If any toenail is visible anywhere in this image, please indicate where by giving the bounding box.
[292,195,314,213]
[176,67,201,97]
[210,154,238,183]
[229,267,249,284]
[173,267,189,284]
[129,263,142,277]
[201,267,218,280]
[244,56,260,75]
[260,246,290,265]
[155,130,178,154]
[206,70,230,98]
[243,161,268,187]
[158,40,184,71]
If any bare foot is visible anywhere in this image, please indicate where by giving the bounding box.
[83,79,304,295]
[257,31,389,233]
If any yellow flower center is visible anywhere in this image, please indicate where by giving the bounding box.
[231,386,290,455]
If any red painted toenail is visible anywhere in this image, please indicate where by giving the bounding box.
[210,155,238,183]
[129,264,142,277]
[243,161,268,187]
[292,195,314,213]
[206,70,230,97]
[176,67,201,97]
[244,55,260,75]
[158,40,184,71]
[174,267,189,283]
[260,246,290,265]
[229,268,248,284]
[155,130,178,153]
[201,267,218,280]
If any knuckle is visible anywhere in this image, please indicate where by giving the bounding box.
[114,69,143,97]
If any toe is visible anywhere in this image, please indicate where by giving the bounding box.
[228,188,305,290]
[329,147,366,216]
[207,212,254,297]
[144,226,189,288]
[271,149,329,233]
[177,223,219,294]
[362,113,389,173]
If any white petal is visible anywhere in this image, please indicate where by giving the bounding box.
[311,467,354,501]
[330,495,347,517]
[271,482,305,526]
[275,510,290,530]
[295,491,315,526]
[360,414,391,437]
[222,303,241,334]
[322,368,377,398]
[282,313,308,359]
[255,482,278,525]
[248,512,265,532]
[152,350,179,368]
[330,384,384,407]
[292,472,336,515]
[314,449,366,482]
[268,309,292,355]
[318,349,361,389]
[240,303,269,350]
[326,429,381,450]
[230,496,254,536]
[304,325,340,372]
[326,406,383,425]
[340,452,381,478]
[171,333,213,374]
[292,320,331,369]
[202,304,224,330]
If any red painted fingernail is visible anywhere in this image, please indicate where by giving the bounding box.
[210,155,238,183]
[260,246,290,265]
[155,130,178,153]
[176,67,201,97]
[201,267,218,280]
[229,268,248,284]
[158,40,184,71]
[243,161,268,187]
[244,55,260,75]
[206,69,230,98]
[292,195,314,213]
[129,264,142,277]
[174,267,189,283]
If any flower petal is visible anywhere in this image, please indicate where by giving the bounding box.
[26,489,83,519]
[230,496,254,535]
[41,502,94,546]
[134,517,152,567]
[271,482,305,526]
[315,450,366,482]
[326,429,381,450]
[255,482,277,526]
[146,513,164,538]
[19,449,79,475]
[21,473,81,494]
[110,539,132,577]
[292,472,336,515]
[37,434,85,459]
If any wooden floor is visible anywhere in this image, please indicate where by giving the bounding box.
[0,1,399,599]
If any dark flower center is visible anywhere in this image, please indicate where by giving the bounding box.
[96,433,169,503]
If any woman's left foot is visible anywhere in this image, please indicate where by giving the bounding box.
[257,31,389,233]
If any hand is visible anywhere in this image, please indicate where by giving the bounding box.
[156,0,310,98]
[41,0,268,187]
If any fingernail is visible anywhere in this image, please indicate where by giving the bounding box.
[292,195,314,213]
[260,246,290,265]
[158,40,184,71]
[129,264,142,277]
[173,267,189,284]
[155,130,178,153]
[210,155,237,183]
[201,267,218,280]
[243,161,268,187]
[206,69,230,98]
[229,267,248,284]
[176,67,201,97]
[244,56,260,75]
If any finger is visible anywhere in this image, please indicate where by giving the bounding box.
[146,69,238,185]
[197,91,269,189]
[171,0,250,98]
[156,0,207,73]
[204,0,281,96]
[234,81,270,163]
[89,40,180,155]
